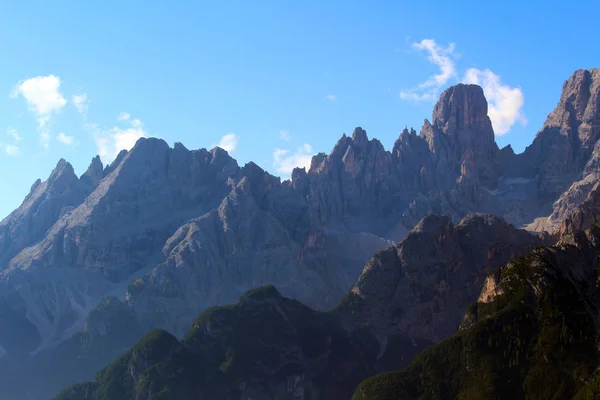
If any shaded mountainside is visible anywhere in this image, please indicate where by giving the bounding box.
[335,213,545,373]
[2,69,600,400]
[526,69,600,232]
[353,224,600,400]
[53,286,379,400]
[52,213,544,400]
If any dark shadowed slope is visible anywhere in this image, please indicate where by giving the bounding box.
[51,212,543,400]
[53,286,378,400]
[353,224,600,400]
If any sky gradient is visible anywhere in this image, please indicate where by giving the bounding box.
[1,0,599,219]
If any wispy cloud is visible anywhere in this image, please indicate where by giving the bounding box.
[6,127,22,142]
[400,38,526,135]
[462,68,526,135]
[400,39,458,102]
[117,112,131,121]
[10,75,67,147]
[72,93,88,115]
[91,115,146,163]
[4,144,19,156]
[273,143,315,175]
[215,133,239,153]
[10,75,67,125]
[279,130,292,141]
[326,94,337,101]
[57,132,75,145]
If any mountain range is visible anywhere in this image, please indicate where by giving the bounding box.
[1,68,599,399]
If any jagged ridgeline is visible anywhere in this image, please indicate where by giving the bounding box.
[2,69,600,400]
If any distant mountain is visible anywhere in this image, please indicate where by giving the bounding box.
[53,212,541,400]
[1,69,599,399]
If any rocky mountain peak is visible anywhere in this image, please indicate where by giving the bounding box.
[351,127,369,147]
[410,213,451,235]
[290,167,308,191]
[542,69,600,137]
[48,159,77,185]
[86,155,103,174]
[173,141,188,152]
[80,156,104,189]
[519,69,600,202]
[432,83,492,134]
[398,127,417,142]
[416,83,498,189]
[103,149,129,176]
[308,152,327,173]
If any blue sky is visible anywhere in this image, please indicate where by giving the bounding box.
[1,0,599,219]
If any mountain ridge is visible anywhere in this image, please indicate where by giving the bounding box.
[2,68,600,400]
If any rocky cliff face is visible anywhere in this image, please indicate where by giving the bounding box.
[525,69,600,231]
[353,223,600,400]
[0,158,101,266]
[3,69,600,400]
[335,213,543,372]
[558,180,600,236]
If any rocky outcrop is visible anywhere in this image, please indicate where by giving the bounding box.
[558,180,600,236]
[353,223,600,400]
[522,69,600,232]
[425,83,499,187]
[527,69,600,194]
[0,158,100,266]
[301,128,403,236]
[335,213,543,373]
[0,139,241,358]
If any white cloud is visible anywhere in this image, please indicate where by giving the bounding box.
[95,127,145,163]
[57,132,74,145]
[10,75,67,127]
[91,115,146,163]
[217,133,238,153]
[326,94,337,101]
[399,39,458,102]
[6,127,22,141]
[40,131,50,148]
[400,38,527,135]
[72,93,88,115]
[5,144,19,156]
[118,112,131,121]
[279,130,292,141]
[273,143,315,175]
[10,75,67,148]
[462,68,527,135]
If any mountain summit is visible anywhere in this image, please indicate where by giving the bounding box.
[2,69,600,400]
